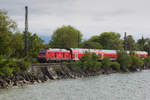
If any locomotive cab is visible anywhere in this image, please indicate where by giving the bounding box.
[38,49,47,62]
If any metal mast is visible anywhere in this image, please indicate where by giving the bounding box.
[124,32,127,51]
[78,33,80,48]
[25,6,28,56]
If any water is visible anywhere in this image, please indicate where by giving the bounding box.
[1,70,150,100]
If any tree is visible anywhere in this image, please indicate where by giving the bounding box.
[137,37,146,50]
[88,35,99,43]
[10,33,24,58]
[117,50,132,71]
[98,32,123,50]
[80,41,102,49]
[49,25,82,48]
[102,57,111,71]
[28,33,44,57]
[126,35,136,50]
[137,37,150,53]
[0,10,17,55]
[76,52,102,71]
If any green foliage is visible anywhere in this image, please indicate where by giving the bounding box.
[0,56,31,77]
[110,62,120,70]
[0,57,15,77]
[98,32,123,49]
[136,37,147,51]
[117,50,132,71]
[0,57,14,77]
[10,33,24,58]
[73,52,102,71]
[130,55,144,69]
[15,59,31,73]
[101,57,111,70]
[0,10,43,58]
[144,57,150,67]
[49,25,82,48]
[117,50,144,71]
[27,33,44,57]
[0,10,17,55]
[80,41,102,49]
[136,37,150,54]
[72,61,81,71]
[126,35,137,50]
[83,32,123,50]
[88,35,99,43]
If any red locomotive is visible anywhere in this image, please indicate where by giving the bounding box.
[38,48,148,62]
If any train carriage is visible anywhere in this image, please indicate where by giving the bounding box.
[38,48,148,63]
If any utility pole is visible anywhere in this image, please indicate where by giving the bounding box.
[124,32,127,51]
[25,6,28,56]
[78,33,80,48]
[141,35,144,46]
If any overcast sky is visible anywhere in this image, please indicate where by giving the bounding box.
[1,0,150,40]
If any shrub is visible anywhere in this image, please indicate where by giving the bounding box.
[110,62,120,71]
[102,57,111,71]
[144,57,150,67]
[130,55,144,70]
[0,57,15,77]
[15,59,31,73]
[0,57,31,77]
[72,61,81,71]
[73,52,101,71]
[117,50,132,71]
[0,65,14,77]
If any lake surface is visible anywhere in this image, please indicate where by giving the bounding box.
[0,70,150,100]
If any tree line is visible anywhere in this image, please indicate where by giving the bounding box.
[1,9,150,59]
[0,10,45,77]
[50,27,150,53]
[0,10,44,59]
[1,9,150,77]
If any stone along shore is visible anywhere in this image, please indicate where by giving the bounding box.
[0,63,149,89]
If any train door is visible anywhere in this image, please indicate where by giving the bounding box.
[75,53,78,60]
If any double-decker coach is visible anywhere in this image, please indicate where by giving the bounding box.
[38,48,148,63]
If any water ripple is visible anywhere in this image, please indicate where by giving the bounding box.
[1,70,150,100]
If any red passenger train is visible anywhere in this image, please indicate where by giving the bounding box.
[38,48,148,62]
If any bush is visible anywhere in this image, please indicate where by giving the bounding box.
[110,62,120,71]
[73,52,101,71]
[0,65,14,77]
[102,57,111,71]
[15,59,31,73]
[117,50,132,71]
[144,57,150,67]
[72,61,81,71]
[130,55,144,70]
[0,57,15,77]
[0,57,31,77]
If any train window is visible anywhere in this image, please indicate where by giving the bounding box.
[55,53,56,57]
[63,53,65,58]
[39,50,45,54]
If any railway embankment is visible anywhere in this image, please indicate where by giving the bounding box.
[0,62,149,89]
[1,51,150,89]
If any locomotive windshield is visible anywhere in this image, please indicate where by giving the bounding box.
[39,50,46,54]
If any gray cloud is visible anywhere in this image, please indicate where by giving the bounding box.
[1,0,150,40]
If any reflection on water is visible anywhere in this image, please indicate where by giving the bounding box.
[0,70,150,100]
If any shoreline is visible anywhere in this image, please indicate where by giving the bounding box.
[0,63,149,89]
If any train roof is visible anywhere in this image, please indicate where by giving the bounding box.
[48,48,69,52]
[47,48,148,54]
